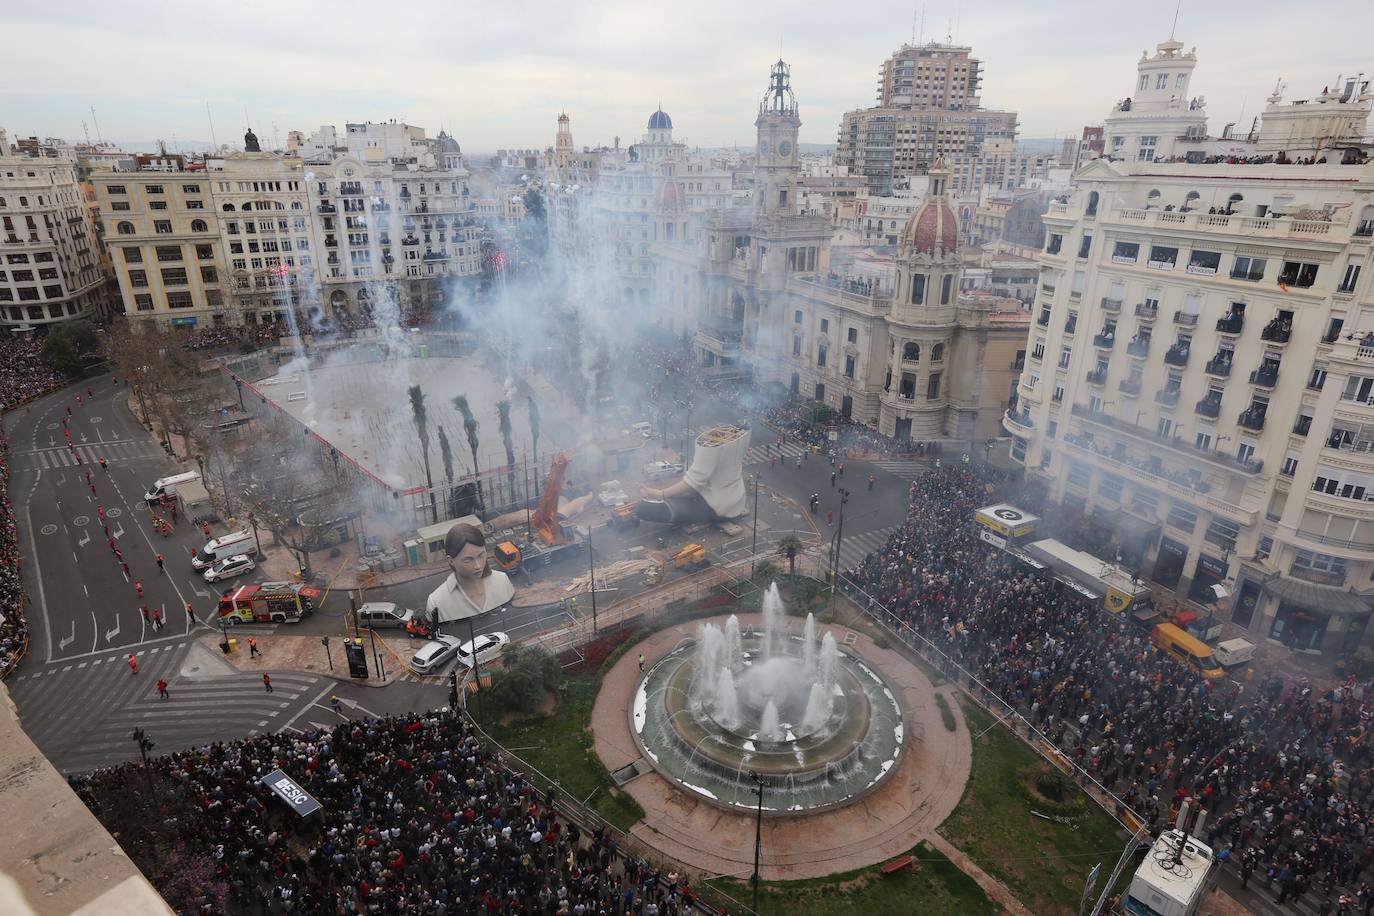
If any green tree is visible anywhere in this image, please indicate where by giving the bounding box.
[41,334,82,378]
[437,425,456,483]
[452,395,484,512]
[497,399,517,506]
[408,385,438,524]
[484,644,563,718]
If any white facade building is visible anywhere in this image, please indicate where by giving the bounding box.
[1103,38,1208,163]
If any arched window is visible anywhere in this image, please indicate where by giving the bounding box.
[910,273,926,305]
[222,203,235,211]
[1147,189,1161,201]
[290,201,303,210]
[902,342,920,361]
[116,221,134,235]
[329,289,348,312]
[1184,191,1201,208]
[931,343,944,361]
[191,219,207,232]
[1086,191,1100,217]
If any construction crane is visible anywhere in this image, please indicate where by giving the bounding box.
[531,452,570,546]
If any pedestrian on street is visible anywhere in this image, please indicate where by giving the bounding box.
[98,456,107,471]
[201,521,211,538]
[90,483,97,496]
[140,605,150,623]
[249,637,261,658]
[838,462,845,477]
[107,536,116,551]
[638,653,645,671]
[185,603,196,626]
[114,547,123,562]
[867,474,875,491]
[156,678,169,699]
[134,579,143,598]
[827,510,834,526]
[330,695,342,715]
[127,654,138,675]
[262,673,273,693]
[796,456,802,469]
[102,524,109,537]
[156,553,164,572]
[121,561,130,578]
[84,470,91,484]
[830,470,837,488]
[97,505,105,521]
[152,608,162,630]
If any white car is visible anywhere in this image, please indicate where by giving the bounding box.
[410,634,464,674]
[203,554,256,582]
[456,631,510,669]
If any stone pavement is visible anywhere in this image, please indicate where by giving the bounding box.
[590,610,973,881]
[197,629,411,688]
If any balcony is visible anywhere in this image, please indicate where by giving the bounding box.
[317,203,336,214]
[1195,397,1222,418]
[1036,312,1051,327]
[422,250,448,261]
[1135,302,1158,319]
[1101,297,1122,313]
[1119,378,1142,396]
[1260,321,1292,344]
[1163,345,1191,367]
[1249,366,1280,388]
[1238,407,1267,431]
[371,202,391,212]
[1093,331,1116,349]
[1215,314,1244,335]
[1155,387,1181,407]
[1126,339,1150,358]
[1173,310,1198,327]
[1357,221,1374,238]
[1109,205,1348,242]
[1004,407,1035,432]
[1294,415,1312,436]
[1063,318,1078,336]
[402,237,419,246]
[1086,368,1108,386]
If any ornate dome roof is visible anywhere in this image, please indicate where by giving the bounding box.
[655,177,685,213]
[903,199,959,256]
[648,109,673,130]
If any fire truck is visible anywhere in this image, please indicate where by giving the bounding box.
[217,581,321,625]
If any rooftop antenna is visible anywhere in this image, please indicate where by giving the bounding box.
[1170,0,1181,40]
[89,106,103,144]
[918,3,926,44]
[206,102,218,150]
[81,121,91,145]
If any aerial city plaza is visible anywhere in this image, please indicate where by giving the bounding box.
[2,4,1374,914]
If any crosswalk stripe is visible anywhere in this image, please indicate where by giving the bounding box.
[836,525,901,573]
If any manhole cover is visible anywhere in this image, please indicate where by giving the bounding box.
[105,508,123,518]
[89,416,103,424]
[40,524,58,535]
[73,516,90,526]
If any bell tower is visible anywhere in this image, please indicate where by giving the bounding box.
[754,59,801,221]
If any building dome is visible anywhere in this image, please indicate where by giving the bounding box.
[902,199,959,256]
[648,109,673,130]
[655,177,685,213]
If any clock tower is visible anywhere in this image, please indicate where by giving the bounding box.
[754,59,801,221]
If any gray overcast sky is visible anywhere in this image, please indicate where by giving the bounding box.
[2,1,1370,154]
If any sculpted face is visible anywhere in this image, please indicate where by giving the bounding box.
[451,542,487,581]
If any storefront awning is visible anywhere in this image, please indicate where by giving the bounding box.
[1090,508,1160,542]
[1263,577,1372,617]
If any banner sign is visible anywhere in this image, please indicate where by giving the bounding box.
[261,768,322,817]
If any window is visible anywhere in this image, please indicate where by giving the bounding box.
[1067,461,1092,489]
[910,274,925,304]
[926,372,941,399]
[160,268,188,286]
[820,318,829,333]
[116,221,134,235]
[847,327,858,344]
[940,274,953,305]
[107,185,126,195]
[1148,245,1178,268]
[1187,250,1220,275]
[1046,233,1063,255]
[165,291,193,309]
[1292,550,1347,584]
[1309,367,1327,391]
[1157,416,1173,438]
[794,309,802,324]
[149,201,167,210]
[930,343,943,361]
[200,266,217,283]
[1167,503,1199,533]
[186,199,203,209]
[196,244,213,260]
[1058,346,1072,369]
[1098,474,1124,503]
[145,185,164,194]
[1279,261,1318,288]
[1155,74,1168,90]
[191,219,207,232]
[128,269,148,287]
[155,245,181,261]
[182,184,201,194]
[1112,241,1139,263]
[122,248,142,263]
[1176,74,1187,89]
[133,294,153,311]
[1195,430,1212,450]
[1339,263,1361,293]
[1077,234,1092,259]
[1230,256,1265,282]
[1203,517,1240,551]
[1281,453,1299,477]
[844,355,856,379]
[110,201,131,211]
[154,220,172,234]
[1052,383,1065,403]
[1256,536,1273,560]
[817,344,827,367]
[1131,487,1159,516]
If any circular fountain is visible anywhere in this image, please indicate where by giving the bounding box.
[631,584,906,815]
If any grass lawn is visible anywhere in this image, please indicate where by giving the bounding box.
[477,677,646,833]
[716,840,999,916]
[938,701,1128,915]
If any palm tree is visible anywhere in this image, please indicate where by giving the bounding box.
[452,395,484,512]
[497,399,517,507]
[437,425,455,483]
[526,395,541,498]
[408,385,438,523]
[776,534,803,577]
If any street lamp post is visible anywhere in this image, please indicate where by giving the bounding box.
[749,474,760,578]
[466,615,483,720]
[828,488,850,613]
[234,377,244,412]
[248,513,262,558]
[587,525,598,634]
[750,770,765,914]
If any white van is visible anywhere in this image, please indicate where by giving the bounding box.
[191,529,258,570]
[145,470,201,503]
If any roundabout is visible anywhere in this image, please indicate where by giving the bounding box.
[592,586,973,879]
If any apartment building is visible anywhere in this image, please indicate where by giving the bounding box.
[837,42,1018,197]
[0,129,111,329]
[1006,56,1374,654]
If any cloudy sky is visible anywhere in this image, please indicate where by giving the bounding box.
[2,1,1370,154]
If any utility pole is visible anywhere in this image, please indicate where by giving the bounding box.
[750,474,761,578]
[750,771,765,914]
[588,525,598,634]
[829,488,849,614]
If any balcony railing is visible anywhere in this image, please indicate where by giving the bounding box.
[1004,408,1035,430]
[1164,346,1191,367]
[1119,379,1142,396]
[1202,356,1231,378]
[1093,332,1116,349]
[1195,398,1222,418]
[1126,340,1151,357]
[1135,303,1158,319]
[1357,221,1374,238]
[1066,405,1266,481]
[1110,206,1347,241]
[1086,369,1107,386]
[1173,310,1198,327]
[317,203,336,213]
[1155,387,1181,406]
[1261,321,1292,343]
[1238,408,1267,431]
[1215,315,1244,335]
[1249,366,1280,388]
[1101,297,1122,313]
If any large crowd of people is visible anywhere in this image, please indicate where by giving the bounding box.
[850,465,1374,911]
[74,711,712,915]
[0,427,26,678]
[0,335,67,411]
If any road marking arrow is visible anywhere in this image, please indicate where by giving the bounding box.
[80,434,88,443]
[105,614,121,643]
[339,697,382,719]
[59,621,75,650]
[77,530,90,548]
[111,523,125,540]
